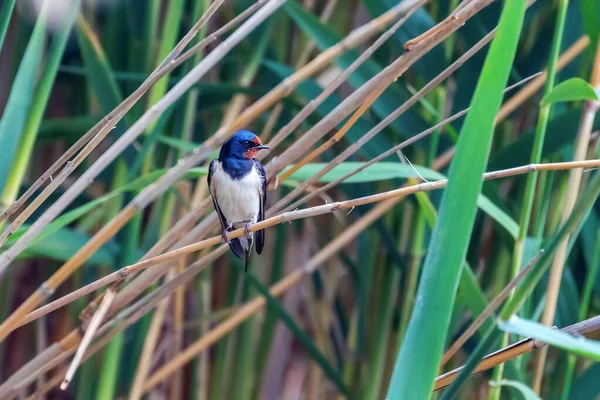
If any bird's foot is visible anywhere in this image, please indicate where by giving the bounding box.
[244,222,252,235]
[221,228,231,244]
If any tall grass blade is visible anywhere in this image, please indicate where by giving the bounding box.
[386,1,527,398]
[0,2,48,194]
[1,0,82,211]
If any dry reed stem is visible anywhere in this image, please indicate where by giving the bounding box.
[60,287,116,390]
[532,37,600,393]
[0,0,286,275]
[1,0,262,229]
[0,0,226,230]
[434,315,600,392]
[104,160,600,274]
[278,87,384,183]
[216,0,424,145]
[265,0,425,159]
[440,250,544,366]
[0,0,421,342]
[53,159,590,393]
[496,35,590,121]
[141,198,399,391]
[14,155,594,328]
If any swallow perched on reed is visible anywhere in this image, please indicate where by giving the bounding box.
[207,130,269,271]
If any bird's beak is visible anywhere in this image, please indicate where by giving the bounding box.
[255,144,270,150]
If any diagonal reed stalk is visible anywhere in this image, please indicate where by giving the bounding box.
[434,315,600,392]
[9,0,463,348]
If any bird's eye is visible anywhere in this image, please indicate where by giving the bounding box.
[243,140,252,147]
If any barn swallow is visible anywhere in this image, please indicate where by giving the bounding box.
[207,130,269,271]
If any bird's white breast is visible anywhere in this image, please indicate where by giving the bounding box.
[210,161,262,225]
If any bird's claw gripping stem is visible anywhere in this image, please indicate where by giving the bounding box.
[221,229,231,244]
[244,222,252,235]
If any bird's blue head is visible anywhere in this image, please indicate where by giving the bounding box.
[219,130,269,161]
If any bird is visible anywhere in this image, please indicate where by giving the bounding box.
[207,130,269,271]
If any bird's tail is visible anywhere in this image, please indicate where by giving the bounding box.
[244,249,250,272]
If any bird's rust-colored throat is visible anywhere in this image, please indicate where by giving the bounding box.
[244,137,268,158]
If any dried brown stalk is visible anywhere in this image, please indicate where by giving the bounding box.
[434,315,600,392]
[532,36,600,392]
[60,287,116,390]
[0,2,540,394]
[265,0,496,181]
[264,0,425,156]
[8,155,599,397]
[284,73,542,213]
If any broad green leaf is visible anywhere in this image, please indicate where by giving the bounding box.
[157,135,201,153]
[489,380,541,400]
[284,161,443,183]
[498,316,600,361]
[0,6,47,194]
[386,1,526,398]
[541,78,600,105]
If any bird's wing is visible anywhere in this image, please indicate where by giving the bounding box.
[208,160,244,259]
[255,160,267,254]
[208,160,228,231]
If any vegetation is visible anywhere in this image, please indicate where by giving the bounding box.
[0,0,599,398]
